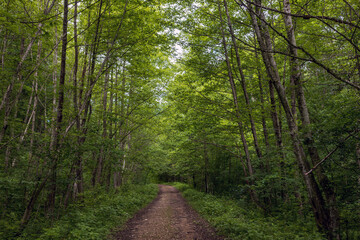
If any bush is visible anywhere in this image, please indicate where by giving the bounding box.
[173,183,324,240]
[19,184,158,240]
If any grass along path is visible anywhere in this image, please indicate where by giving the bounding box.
[31,184,158,240]
[172,183,325,240]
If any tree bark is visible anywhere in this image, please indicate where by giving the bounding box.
[90,0,103,75]
[74,9,91,193]
[218,0,258,205]
[282,1,340,238]
[114,64,127,187]
[64,0,81,206]
[48,0,68,213]
[257,57,269,148]
[247,0,333,236]
[93,67,109,186]
[223,0,263,160]
[73,0,79,130]
[27,41,40,172]
[0,29,7,71]
[21,173,49,227]
[204,142,209,193]
[357,143,360,185]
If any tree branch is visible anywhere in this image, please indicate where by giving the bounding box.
[305,130,358,175]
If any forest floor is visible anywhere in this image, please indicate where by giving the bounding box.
[110,185,223,240]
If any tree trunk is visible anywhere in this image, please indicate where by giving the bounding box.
[247,0,333,236]
[357,143,360,185]
[73,0,84,197]
[218,0,258,204]
[0,36,24,144]
[1,29,7,70]
[257,56,269,148]
[21,173,49,227]
[223,0,263,160]
[90,0,103,77]
[73,0,79,130]
[4,37,28,168]
[48,0,69,213]
[254,37,270,172]
[93,68,109,186]
[73,9,92,194]
[282,1,340,238]
[0,0,56,113]
[51,14,58,149]
[114,65,127,188]
[64,1,81,206]
[203,142,209,193]
[27,41,40,172]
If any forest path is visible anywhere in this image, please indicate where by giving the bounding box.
[110,185,223,240]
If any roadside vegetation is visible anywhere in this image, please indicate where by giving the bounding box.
[2,184,158,240]
[173,182,324,240]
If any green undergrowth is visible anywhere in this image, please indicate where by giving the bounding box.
[20,184,158,240]
[172,182,324,240]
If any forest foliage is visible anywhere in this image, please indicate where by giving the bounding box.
[172,182,324,239]
[0,0,359,239]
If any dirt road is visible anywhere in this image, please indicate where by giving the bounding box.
[111,185,223,240]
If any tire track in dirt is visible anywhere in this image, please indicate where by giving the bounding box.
[110,185,223,240]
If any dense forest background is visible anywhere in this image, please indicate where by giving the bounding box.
[0,0,359,239]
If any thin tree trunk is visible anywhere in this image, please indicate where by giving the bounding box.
[257,62,269,148]
[0,0,56,113]
[357,143,360,185]
[90,0,103,76]
[0,36,24,144]
[113,70,121,188]
[355,39,360,81]
[18,40,41,216]
[218,0,259,205]
[268,78,284,156]
[115,65,127,187]
[107,71,114,189]
[51,5,59,150]
[63,165,75,207]
[63,1,80,206]
[87,0,106,186]
[20,169,51,228]
[269,79,286,199]
[223,0,263,160]
[248,0,333,236]
[48,0,69,213]
[282,1,340,238]
[93,68,109,186]
[73,0,79,130]
[64,0,128,136]
[1,29,7,70]
[73,0,84,199]
[74,11,91,194]
[82,9,105,186]
[204,142,209,193]
[27,40,41,172]
[254,37,270,172]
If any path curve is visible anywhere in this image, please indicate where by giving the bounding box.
[110,185,223,240]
